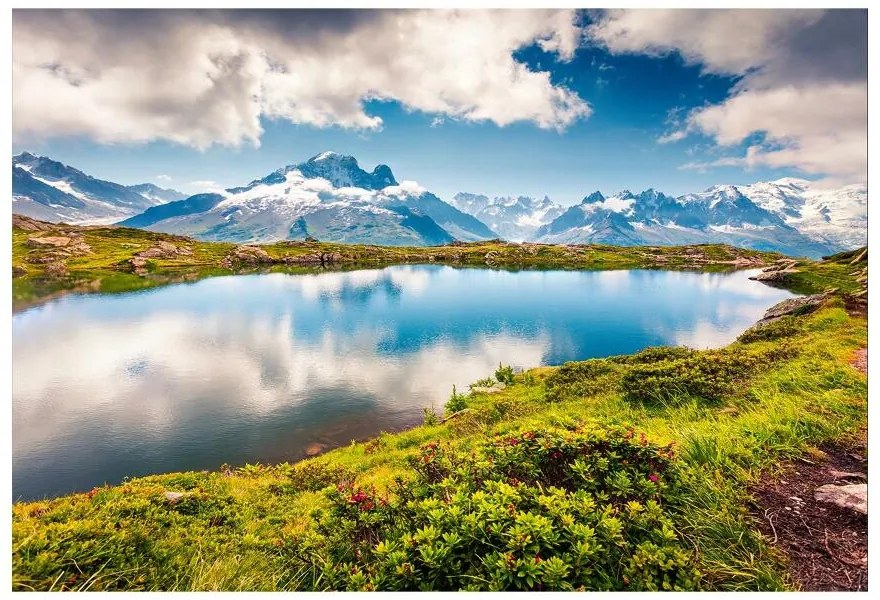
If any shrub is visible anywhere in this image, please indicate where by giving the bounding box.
[286,461,354,493]
[609,346,695,365]
[290,426,700,591]
[495,363,516,386]
[544,360,622,402]
[470,376,495,389]
[736,317,801,344]
[445,385,468,415]
[618,345,799,405]
[422,406,440,426]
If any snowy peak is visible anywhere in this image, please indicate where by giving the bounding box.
[127,183,187,204]
[739,178,866,250]
[119,152,494,246]
[12,152,167,224]
[450,192,563,241]
[295,151,398,190]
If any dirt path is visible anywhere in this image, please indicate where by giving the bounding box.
[750,443,868,590]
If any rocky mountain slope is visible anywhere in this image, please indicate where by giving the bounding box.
[451,193,564,241]
[455,179,866,258]
[12,153,176,224]
[120,152,496,246]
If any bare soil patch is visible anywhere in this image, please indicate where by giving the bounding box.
[750,443,868,591]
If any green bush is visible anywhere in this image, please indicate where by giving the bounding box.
[495,364,516,386]
[544,360,622,402]
[609,346,695,365]
[619,346,793,405]
[290,426,700,591]
[445,385,468,415]
[736,317,801,344]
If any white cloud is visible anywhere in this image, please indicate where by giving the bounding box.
[588,9,822,75]
[155,174,172,182]
[589,9,867,182]
[12,9,591,148]
[189,179,225,193]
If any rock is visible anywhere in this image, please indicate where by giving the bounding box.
[814,483,867,515]
[849,249,867,264]
[12,265,27,277]
[137,241,191,259]
[758,293,828,323]
[129,255,150,275]
[44,261,68,277]
[163,491,190,505]
[284,252,341,266]
[13,214,54,231]
[471,382,507,394]
[828,470,868,482]
[304,235,319,243]
[749,267,800,282]
[223,245,273,267]
[26,236,72,248]
[304,443,325,457]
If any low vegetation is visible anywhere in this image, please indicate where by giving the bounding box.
[11,217,867,591]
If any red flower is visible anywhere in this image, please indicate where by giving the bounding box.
[648,473,659,483]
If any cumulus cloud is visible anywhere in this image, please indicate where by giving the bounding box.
[12,9,590,148]
[589,9,867,182]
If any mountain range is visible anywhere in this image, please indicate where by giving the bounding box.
[10,151,867,257]
[454,181,866,258]
[12,152,185,224]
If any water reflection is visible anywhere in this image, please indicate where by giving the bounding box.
[12,266,794,500]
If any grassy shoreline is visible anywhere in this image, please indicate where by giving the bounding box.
[11,217,868,591]
[14,214,778,311]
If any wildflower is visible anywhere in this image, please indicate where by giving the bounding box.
[648,474,659,483]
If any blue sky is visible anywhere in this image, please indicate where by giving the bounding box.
[12,9,866,205]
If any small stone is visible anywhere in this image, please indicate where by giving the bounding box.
[163,491,189,505]
[304,443,325,457]
[828,470,868,481]
[815,483,867,515]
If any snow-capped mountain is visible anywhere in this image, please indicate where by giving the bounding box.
[126,183,187,204]
[12,153,170,224]
[120,152,496,246]
[737,178,867,251]
[451,193,563,241]
[455,179,865,258]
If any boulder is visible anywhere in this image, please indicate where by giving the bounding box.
[26,236,72,248]
[222,245,274,268]
[13,214,54,231]
[163,491,190,505]
[749,267,799,282]
[44,261,68,277]
[470,382,507,394]
[758,293,828,323]
[137,241,192,259]
[814,483,867,515]
[304,443,326,457]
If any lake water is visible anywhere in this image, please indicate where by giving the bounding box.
[12,266,795,500]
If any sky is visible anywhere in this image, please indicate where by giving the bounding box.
[11,9,868,206]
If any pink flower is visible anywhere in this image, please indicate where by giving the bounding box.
[648,474,659,483]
